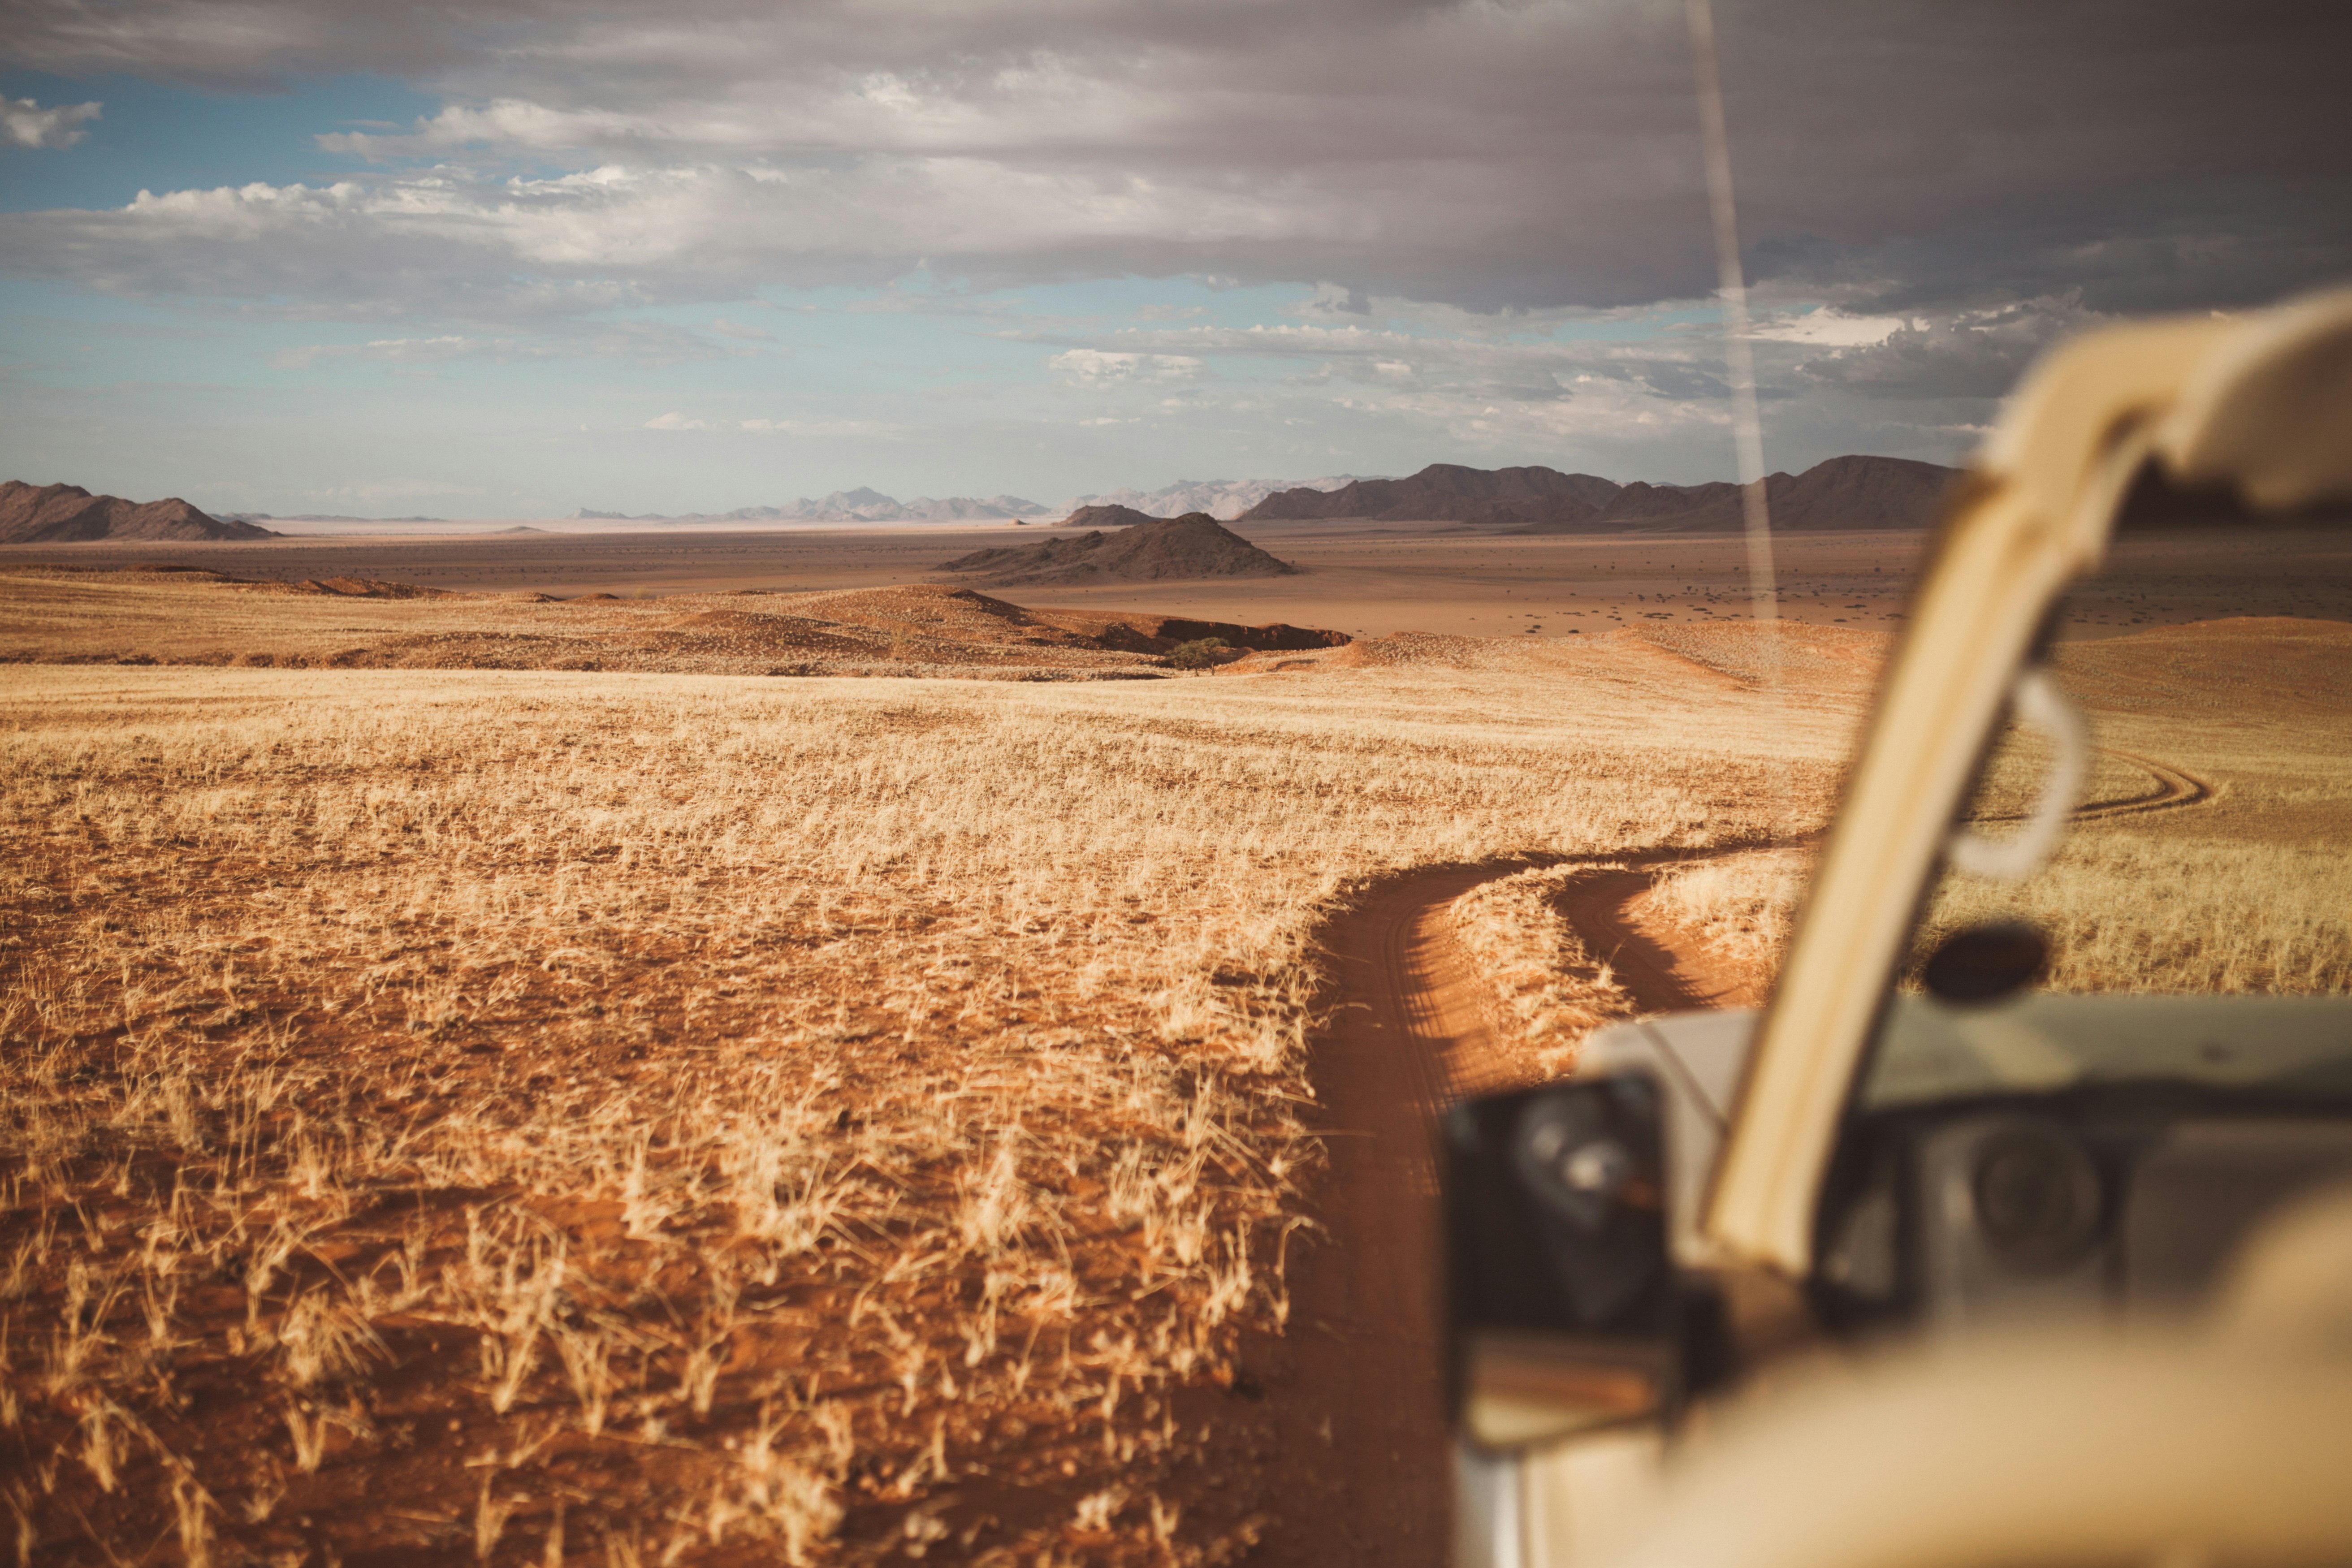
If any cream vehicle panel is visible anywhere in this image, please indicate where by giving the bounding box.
[1448,288,2352,1568]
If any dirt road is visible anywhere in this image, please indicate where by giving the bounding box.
[1258,854,1734,1565]
[1254,744,2215,1562]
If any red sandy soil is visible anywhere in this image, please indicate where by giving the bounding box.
[1255,849,1770,1567]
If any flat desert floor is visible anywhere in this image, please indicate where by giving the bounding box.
[1,520,2347,1566]
[15,516,2352,639]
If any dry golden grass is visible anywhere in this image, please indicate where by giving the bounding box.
[1449,868,1637,1080]
[0,645,1831,1565]
[1644,621,2352,997]
[0,567,1325,682]
[1644,850,1812,977]
[1649,797,2352,998]
[5,580,2338,1565]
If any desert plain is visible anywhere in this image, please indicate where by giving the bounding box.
[2,517,2348,1565]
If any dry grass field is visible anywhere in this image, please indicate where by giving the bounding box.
[1644,617,2352,996]
[0,629,1848,1566]
[4,520,2346,1565]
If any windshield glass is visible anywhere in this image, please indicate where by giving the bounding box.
[1906,521,2352,1001]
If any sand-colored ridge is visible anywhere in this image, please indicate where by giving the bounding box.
[0,570,1355,678]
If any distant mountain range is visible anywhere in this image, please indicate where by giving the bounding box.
[575,488,1047,523]
[574,478,1370,524]
[218,513,446,523]
[1049,475,1370,522]
[0,480,276,544]
[1241,464,1622,525]
[1237,455,1959,531]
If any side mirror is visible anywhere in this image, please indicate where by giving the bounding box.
[1922,920,2048,1005]
[1444,1074,1684,1449]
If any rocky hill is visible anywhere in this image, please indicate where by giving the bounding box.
[1515,455,1959,534]
[936,513,1300,587]
[1239,463,1624,526]
[0,481,275,544]
[1055,503,1160,528]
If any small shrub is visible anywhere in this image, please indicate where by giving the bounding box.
[1165,638,1231,670]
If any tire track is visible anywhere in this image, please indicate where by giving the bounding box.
[1258,750,2211,1560]
[2076,749,2214,819]
[1256,862,1512,1568]
[1257,852,1729,1564]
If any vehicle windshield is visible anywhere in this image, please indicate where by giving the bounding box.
[1906,518,2352,1003]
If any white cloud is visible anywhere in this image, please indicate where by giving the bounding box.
[646,413,900,437]
[2,2,2345,329]
[1800,295,2110,401]
[709,317,774,341]
[1048,349,1205,387]
[1751,308,1906,347]
[3,96,101,151]
[738,418,899,437]
[272,333,488,369]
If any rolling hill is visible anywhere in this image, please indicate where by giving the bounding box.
[936,513,1299,587]
[0,481,276,544]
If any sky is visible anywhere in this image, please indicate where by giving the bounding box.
[2,0,2348,519]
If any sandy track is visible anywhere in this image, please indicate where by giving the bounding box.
[1260,854,1737,1564]
[2080,749,2215,819]
[1556,860,1769,1014]
[1254,743,2214,1559]
[1257,863,1522,1566]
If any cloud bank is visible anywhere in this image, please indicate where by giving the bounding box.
[6,0,2346,327]
[3,0,2347,506]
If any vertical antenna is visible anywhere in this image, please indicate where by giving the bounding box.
[1685,0,1786,833]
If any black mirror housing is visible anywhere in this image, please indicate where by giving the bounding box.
[1444,1073,1686,1449]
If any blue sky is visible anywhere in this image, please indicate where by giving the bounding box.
[3,3,2344,518]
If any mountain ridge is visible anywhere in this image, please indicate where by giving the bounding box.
[1241,463,1624,525]
[1237,455,1959,531]
[1050,475,1370,522]
[0,481,276,544]
[1520,454,1960,534]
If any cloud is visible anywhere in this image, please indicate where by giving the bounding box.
[3,95,101,150]
[709,317,774,341]
[4,3,2342,327]
[1045,321,1730,406]
[647,413,899,437]
[1800,295,2110,401]
[1750,309,1906,348]
[1048,350,1206,387]
[271,333,489,369]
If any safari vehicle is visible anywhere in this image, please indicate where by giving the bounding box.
[1446,289,2352,1568]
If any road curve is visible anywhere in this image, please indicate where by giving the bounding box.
[1257,853,1736,1566]
[2077,749,2215,820]
[1255,748,2212,1561]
